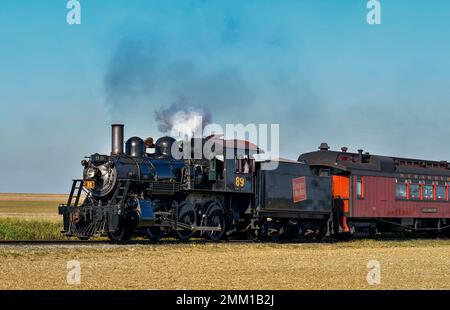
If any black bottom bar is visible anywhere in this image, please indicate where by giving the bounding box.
[0,290,443,308]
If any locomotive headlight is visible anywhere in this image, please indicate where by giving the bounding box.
[86,167,97,178]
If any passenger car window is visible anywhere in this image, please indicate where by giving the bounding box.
[395,179,407,199]
[436,184,446,200]
[423,185,433,200]
[409,183,421,199]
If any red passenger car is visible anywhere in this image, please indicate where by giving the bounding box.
[299,143,450,236]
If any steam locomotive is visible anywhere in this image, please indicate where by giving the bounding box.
[59,124,450,241]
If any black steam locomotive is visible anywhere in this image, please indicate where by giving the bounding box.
[59,124,332,241]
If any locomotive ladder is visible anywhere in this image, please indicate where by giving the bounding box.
[109,180,131,208]
[67,179,84,207]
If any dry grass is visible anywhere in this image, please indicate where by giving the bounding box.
[0,240,449,290]
[0,193,68,202]
[0,193,65,218]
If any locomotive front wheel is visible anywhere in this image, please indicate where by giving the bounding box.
[204,201,226,241]
[176,202,197,241]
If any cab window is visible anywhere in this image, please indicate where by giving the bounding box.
[235,155,254,174]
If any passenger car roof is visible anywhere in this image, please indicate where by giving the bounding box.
[299,147,450,177]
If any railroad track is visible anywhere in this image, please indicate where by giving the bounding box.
[0,239,257,246]
[0,240,118,246]
[0,236,442,246]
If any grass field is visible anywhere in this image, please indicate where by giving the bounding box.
[0,193,64,240]
[0,240,449,289]
[0,218,62,240]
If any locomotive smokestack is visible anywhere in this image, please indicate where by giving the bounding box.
[111,124,124,155]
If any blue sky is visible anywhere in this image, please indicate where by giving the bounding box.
[1,0,450,193]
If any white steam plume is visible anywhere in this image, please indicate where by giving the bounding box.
[155,102,212,139]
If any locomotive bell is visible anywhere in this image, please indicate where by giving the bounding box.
[144,137,155,148]
[125,137,145,158]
